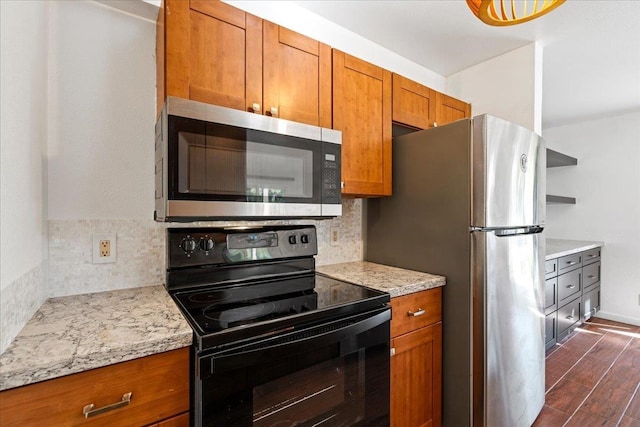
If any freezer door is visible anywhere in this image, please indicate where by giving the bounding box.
[472,115,545,228]
[471,230,545,427]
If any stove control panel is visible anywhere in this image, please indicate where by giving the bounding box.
[167,225,318,269]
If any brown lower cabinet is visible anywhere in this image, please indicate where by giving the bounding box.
[154,411,189,427]
[0,348,189,427]
[390,287,442,427]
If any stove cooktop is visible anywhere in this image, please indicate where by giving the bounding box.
[165,226,389,353]
[171,273,389,352]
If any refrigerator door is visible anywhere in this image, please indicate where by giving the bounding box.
[471,229,545,427]
[472,115,545,229]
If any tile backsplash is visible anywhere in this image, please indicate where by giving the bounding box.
[48,199,363,297]
[0,262,48,354]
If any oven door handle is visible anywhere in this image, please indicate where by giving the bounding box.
[201,306,390,376]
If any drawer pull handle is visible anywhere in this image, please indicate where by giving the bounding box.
[408,309,426,317]
[566,261,576,265]
[588,275,596,279]
[587,254,595,258]
[566,285,576,289]
[566,315,574,321]
[83,392,132,418]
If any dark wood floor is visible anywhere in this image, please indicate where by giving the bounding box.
[533,317,640,427]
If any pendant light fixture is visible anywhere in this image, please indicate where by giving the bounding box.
[466,0,566,26]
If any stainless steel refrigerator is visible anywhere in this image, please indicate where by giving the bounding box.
[366,115,546,427]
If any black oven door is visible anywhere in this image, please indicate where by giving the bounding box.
[194,307,391,427]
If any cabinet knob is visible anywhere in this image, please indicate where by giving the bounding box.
[340,181,345,189]
[433,121,438,127]
[251,103,261,113]
[269,106,278,117]
[390,347,396,357]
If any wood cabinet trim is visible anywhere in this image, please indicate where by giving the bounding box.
[165,0,190,100]
[278,25,319,55]
[343,52,384,80]
[189,0,246,28]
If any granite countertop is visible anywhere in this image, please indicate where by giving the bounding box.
[317,261,445,298]
[546,238,604,260]
[0,286,192,391]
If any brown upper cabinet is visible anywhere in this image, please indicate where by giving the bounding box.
[435,92,471,126]
[263,22,332,127]
[392,73,437,130]
[158,0,331,127]
[159,0,262,116]
[333,50,392,197]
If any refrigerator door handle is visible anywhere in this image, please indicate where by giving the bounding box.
[471,226,544,236]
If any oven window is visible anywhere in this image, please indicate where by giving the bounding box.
[252,353,363,426]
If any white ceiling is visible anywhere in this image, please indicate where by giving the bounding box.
[295,1,640,129]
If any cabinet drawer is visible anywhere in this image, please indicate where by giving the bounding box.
[557,297,581,337]
[583,261,601,291]
[391,287,442,338]
[583,285,601,321]
[544,277,558,315]
[558,268,582,304]
[558,253,582,274]
[545,259,558,279]
[0,348,189,427]
[583,247,601,266]
[545,312,557,350]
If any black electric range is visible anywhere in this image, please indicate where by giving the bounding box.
[165,225,391,426]
[166,225,389,353]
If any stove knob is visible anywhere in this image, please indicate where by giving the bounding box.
[180,237,197,253]
[200,237,214,252]
[288,235,297,245]
[300,234,309,244]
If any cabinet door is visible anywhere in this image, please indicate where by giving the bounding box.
[392,73,436,130]
[391,322,442,427]
[158,411,190,427]
[263,22,331,127]
[165,0,262,112]
[435,92,470,126]
[333,50,392,196]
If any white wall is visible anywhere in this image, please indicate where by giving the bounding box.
[47,1,156,220]
[0,1,49,290]
[446,43,543,134]
[0,0,50,353]
[225,1,446,92]
[545,110,640,326]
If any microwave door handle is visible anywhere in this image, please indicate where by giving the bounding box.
[203,308,390,375]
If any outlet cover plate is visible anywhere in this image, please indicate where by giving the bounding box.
[93,234,117,264]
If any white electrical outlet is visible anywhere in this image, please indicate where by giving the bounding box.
[93,234,117,264]
[330,227,340,246]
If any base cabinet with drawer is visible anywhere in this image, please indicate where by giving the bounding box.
[390,287,442,427]
[0,348,189,427]
[544,246,602,350]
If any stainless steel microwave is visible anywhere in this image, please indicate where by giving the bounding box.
[154,97,342,221]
